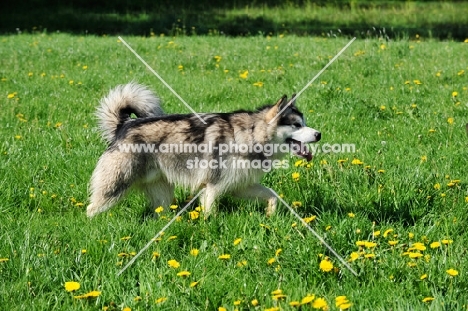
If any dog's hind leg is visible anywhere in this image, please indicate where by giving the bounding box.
[200,183,221,218]
[231,184,277,216]
[86,151,136,217]
[142,180,174,212]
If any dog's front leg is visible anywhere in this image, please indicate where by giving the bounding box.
[231,184,277,216]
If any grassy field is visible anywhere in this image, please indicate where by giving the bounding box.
[1,32,467,310]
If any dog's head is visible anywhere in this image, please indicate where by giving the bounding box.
[266,94,321,161]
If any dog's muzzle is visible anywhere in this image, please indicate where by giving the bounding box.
[288,127,321,161]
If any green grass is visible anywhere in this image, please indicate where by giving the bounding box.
[1,33,467,310]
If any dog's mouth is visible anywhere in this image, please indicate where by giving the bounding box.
[287,138,313,162]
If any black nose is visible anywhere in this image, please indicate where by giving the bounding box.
[315,132,321,141]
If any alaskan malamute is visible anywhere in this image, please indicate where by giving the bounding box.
[86,83,321,218]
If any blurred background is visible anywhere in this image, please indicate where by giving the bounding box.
[1,0,467,39]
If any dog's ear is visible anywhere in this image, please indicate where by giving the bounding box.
[278,95,291,111]
[265,95,287,123]
[290,94,297,107]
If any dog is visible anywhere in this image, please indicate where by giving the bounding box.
[86,83,321,218]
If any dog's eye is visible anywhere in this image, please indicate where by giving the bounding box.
[293,123,302,128]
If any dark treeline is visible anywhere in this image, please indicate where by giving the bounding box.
[1,0,467,39]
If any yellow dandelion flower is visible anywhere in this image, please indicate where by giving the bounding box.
[289,301,301,307]
[251,299,259,306]
[452,91,458,97]
[349,252,359,262]
[292,172,300,181]
[430,241,441,249]
[214,55,222,62]
[0,258,10,263]
[292,201,302,207]
[347,212,355,218]
[272,294,287,300]
[177,271,191,277]
[447,117,454,125]
[351,158,363,165]
[364,253,376,258]
[190,281,199,287]
[271,289,282,295]
[364,241,377,248]
[422,297,435,303]
[408,252,423,258]
[190,249,199,256]
[178,65,184,71]
[165,235,177,242]
[233,300,241,305]
[122,307,131,311]
[267,257,276,265]
[378,169,385,173]
[421,155,427,162]
[441,239,453,245]
[409,232,415,239]
[218,254,231,260]
[7,93,16,99]
[411,242,426,251]
[168,259,180,268]
[319,259,333,272]
[428,128,436,133]
[134,296,142,301]
[64,281,80,292]
[155,206,164,213]
[433,183,441,190]
[74,290,101,299]
[188,211,199,220]
[239,70,248,79]
[383,228,393,238]
[373,230,381,237]
[388,240,398,246]
[301,294,315,304]
[303,215,317,223]
[253,81,264,87]
[380,105,386,110]
[152,252,160,259]
[82,65,88,70]
[446,268,458,276]
[335,296,352,309]
[413,79,422,85]
[312,297,328,310]
[155,297,167,304]
[420,274,428,280]
[339,302,352,310]
[236,260,247,267]
[356,240,365,247]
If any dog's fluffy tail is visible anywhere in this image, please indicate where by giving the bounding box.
[97,83,163,143]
